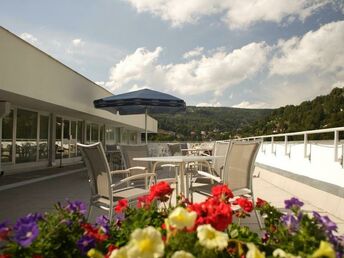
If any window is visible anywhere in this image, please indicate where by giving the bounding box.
[39,115,49,159]
[55,117,62,159]
[16,109,38,163]
[91,124,99,143]
[1,110,13,163]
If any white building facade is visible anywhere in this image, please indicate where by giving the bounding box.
[0,27,157,172]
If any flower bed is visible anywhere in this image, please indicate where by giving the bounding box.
[0,182,343,258]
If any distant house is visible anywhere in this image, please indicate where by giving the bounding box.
[0,27,157,173]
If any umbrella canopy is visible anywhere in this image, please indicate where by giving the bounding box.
[94,88,186,143]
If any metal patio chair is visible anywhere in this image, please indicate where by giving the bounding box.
[190,140,263,228]
[78,142,156,222]
[119,144,179,197]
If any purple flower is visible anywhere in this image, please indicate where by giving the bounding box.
[0,221,11,240]
[65,200,87,215]
[14,222,39,247]
[284,197,304,210]
[313,211,337,232]
[13,213,43,247]
[281,214,299,232]
[16,213,43,225]
[115,212,125,222]
[96,215,110,234]
[77,235,95,254]
[96,215,109,227]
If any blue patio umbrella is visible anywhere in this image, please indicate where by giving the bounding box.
[94,88,186,143]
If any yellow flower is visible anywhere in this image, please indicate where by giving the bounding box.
[127,226,164,258]
[87,248,105,258]
[312,241,335,258]
[168,207,197,230]
[246,243,265,258]
[109,247,128,258]
[273,248,301,258]
[197,224,229,250]
[171,250,195,258]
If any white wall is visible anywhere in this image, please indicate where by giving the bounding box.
[0,27,157,133]
[256,141,344,187]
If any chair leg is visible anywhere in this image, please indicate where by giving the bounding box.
[251,192,264,229]
[87,204,93,221]
[108,204,113,223]
[254,209,264,229]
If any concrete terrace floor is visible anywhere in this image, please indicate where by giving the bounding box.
[0,164,343,235]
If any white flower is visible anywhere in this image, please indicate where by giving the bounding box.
[273,248,301,258]
[171,250,195,258]
[196,224,228,250]
[168,207,197,230]
[246,243,265,258]
[109,246,129,258]
[126,226,164,258]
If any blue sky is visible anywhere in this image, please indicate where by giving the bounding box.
[1,0,344,108]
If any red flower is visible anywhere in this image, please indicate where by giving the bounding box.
[137,195,152,208]
[81,223,108,241]
[234,197,253,213]
[0,255,12,258]
[114,199,128,213]
[256,198,268,208]
[211,184,234,201]
[105,244,118,258]
[188,196,232,231]
[149,181,173,202]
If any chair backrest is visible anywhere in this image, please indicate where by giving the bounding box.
[212,141,231,177]
[77,142,112,199]
[167,143,182,156]
[119,144,150,173]
[222,141,261,192]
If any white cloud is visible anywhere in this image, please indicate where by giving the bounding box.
[331,81,344,89]
[104,42,269,96]
[183,47,204,59]
[270,20,344,76]
[124,0,224,27]
[20,32,38,45]
[72,38,85,47]
[95,81,105,86]
[223,0,331,29]
[124,0,335,29]
[232,101,269,109]
[196,102,221,107]
[104,47,163,91]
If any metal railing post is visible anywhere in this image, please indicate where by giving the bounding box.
[284,135,288,155]
[304,133,308,158]
[334,130,339,162]
[341,144,344,168]
[271,136,274,154]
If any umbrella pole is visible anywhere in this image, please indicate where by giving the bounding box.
[145,107,148,144]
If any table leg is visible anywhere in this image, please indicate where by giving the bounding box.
[179,162,186,196]
[151,161,159,184]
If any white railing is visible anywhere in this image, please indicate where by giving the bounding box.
[240,126,344,167]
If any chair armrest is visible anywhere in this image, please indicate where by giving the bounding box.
[111,173,156,188]
[197,171,222,183]
[160,163,178,168]
[110,169,130,175]
[128,166,147,171]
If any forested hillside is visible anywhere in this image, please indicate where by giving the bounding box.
[150,87,344,141]
[150,106,272,141]
[239,87,344,137]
